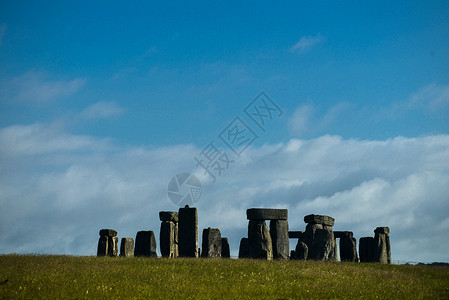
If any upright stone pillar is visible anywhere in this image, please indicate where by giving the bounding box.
[201,227,222,258]
[359,237,374,262]
[120,238,134,257]
[303,214,337,261]
[221,237,230,258]
[178,205,199,258]
[97,229,118,257]
[238,237,249,258]
[97,236,109,256]
[373,227,391,264]
[294,240,308,260]
[134,231,158,257]
[248,220,273,260]
[335,231,358,262]
[159,211,179,258]
[246,208,288,260]
[270,220,290,260]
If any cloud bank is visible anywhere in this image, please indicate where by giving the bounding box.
[0,123,448,263]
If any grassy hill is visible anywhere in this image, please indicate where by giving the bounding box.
[1,255,448,299]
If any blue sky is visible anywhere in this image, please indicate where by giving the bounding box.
[0,1,448,262]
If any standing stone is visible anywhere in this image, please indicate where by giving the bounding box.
[238,238,249,258]
[201,227,222,258]
[373,227,391,264]
[120,238,134,257]
[221,238,230,258]
[135,231,158,257]
[97,236,108,256]
[303,215,337,261]
[159,211,178,258]
[160,221,176,258]
[270,220,290,260]
[178,205,199,258]
[295,240,308,260]
[340,236,358,262]
[108,236,119,257]
[359,237,374,262]
[97,228,118,257]
[248,220,273,260]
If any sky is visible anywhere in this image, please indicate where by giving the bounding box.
[0,1,448,263]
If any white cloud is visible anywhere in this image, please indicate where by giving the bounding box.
[289,104,314,135]
[5,70,85,102]
[0,123,448,263]
[0,23,6,46]
[407,83,449,111]
[78,101,125,120]
[290,34,324,53]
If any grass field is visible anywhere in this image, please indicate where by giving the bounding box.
[1,255,448,299]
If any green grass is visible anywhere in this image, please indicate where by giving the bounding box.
[1,255,448,299]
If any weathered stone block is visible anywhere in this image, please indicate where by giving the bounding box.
[248,220,273,260]
[201,227,222,258]
[160,221,177,258]
[97,236,108,256]
[340,236,358,262]
[246,208,288,220]
[238,238,249,258]
[178,206,199,258]
[374,227,390,235]
[334,231,353,238]
[288,231,305,239]
[304,223,336,261]
[108,236,119,257]
[304,214,335,226]
[120,238,134,257]
[99,229,117,237]
[221,237,230,258]
[295,241,308,260]
[159,211,179,223]
[270,219,289,260]
[373,229,391,264]
[135,231,158,257]
[359,237,374,262]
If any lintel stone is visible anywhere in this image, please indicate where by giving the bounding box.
[304,214,335,226]
[159,211,179,223]
[246,208,288,220]
[374,227,390,235]
[334,231,353,238]
[99,229,117,237]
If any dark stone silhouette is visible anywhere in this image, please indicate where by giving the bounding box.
[295,240,308,260]
[359,237,374,262]
[239,238,249,258]
[97,228,118,257]
[108,236,119,257]
[97,236,108,256]
[340,236,358,262]
[246,208,288,220]
[178,205,199,258]
[373,227,391,264]
[100,229,117,237]
[134,231,157,257]
[201,227,222,258]
[248,220,273,260]
[221,237,230,258]
[303,215,336,261]
[120,238,134,257]
[270,220,289,260]
[159,211,178,258]
[288,231,305,239]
